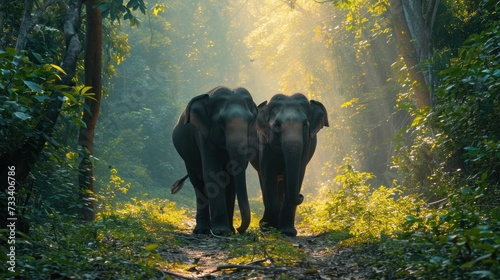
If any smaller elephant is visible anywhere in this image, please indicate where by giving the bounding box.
[171,86,258,236]
[251,93,328,236]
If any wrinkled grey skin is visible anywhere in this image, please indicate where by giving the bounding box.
[251,93,329,236]
[172,86,258,236]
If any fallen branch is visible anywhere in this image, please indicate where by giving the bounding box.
[216,264,288,272]
[245,258,268,266]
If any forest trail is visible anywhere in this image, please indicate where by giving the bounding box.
[157,229,375,279]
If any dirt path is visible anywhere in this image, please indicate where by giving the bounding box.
[158,231,375,279]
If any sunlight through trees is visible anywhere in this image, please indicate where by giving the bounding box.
[1,0,499,278]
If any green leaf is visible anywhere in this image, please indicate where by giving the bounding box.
[80,86,94,95]
[14,112,31,120]
[72,117,87,128]
[34,96,50,102]
[62,91,78,103]
[32,52,43,63]
[144,244,158,251]
[24,81,42,92]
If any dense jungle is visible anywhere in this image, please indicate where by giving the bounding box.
[1,0,499,279]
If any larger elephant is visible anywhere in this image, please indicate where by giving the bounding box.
[251,93,329,236]
[172,86,258,236]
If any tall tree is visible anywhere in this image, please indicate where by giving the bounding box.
[78,0,147,220]
[320,0,439,109]
[78,0,103,221]
[389,0,434,108]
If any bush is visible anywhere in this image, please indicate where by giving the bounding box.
[299,159,425,240]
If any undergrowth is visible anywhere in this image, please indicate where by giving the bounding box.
[8,198,190,279]
[298,158,500,279]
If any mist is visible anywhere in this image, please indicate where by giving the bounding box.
[95,0,402,207]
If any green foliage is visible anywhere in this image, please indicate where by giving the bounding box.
[0,48,84,154]
[13,198,189,279]
[432,24,500,193]
[368,204,500,279]
[96,167,131,212]
[300,159,424,240]
[97,0,147,26]
[379,6,500,277]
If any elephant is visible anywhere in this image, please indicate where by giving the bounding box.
[251,93,329,236]
[171,86,258,236]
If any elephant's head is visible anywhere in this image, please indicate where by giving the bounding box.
[184,86,257,234]
[256,93,329,205]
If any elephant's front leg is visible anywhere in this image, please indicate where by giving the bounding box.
[278,198,298,236]
[259,146,280,230]
[279,159,307,236]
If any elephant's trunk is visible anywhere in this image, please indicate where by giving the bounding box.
[226,118,251,234]
[282,123,305,205]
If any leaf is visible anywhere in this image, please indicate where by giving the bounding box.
[32,52,44,63]
[470,271,495,278]
[80,86,95,96]
[34,96,50,102]
[14,112,32,120]
[50,64,67,75]
[62,91,78,103]
[72,117,87,128]
[145,244,158,251]
[410,114,424,128]
[24,81,42,92]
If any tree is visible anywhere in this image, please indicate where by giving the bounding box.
[1,0,147,225]
[79,0,103,221]
[318,0,439,109]
[78,0,147,220]
[389,0,435,109]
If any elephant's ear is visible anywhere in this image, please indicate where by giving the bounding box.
[185,94,211,138]
[309,100,329,138]
[256,101,270,142]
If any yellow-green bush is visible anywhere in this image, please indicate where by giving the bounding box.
[299,160,426,239]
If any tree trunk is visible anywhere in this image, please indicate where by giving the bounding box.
[404,0,440,88]
[14,0,34,51]
[78,0,102,221]
[389,0,432,109]
[15,0,59,51]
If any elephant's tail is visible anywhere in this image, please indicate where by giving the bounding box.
[171,174,189,194]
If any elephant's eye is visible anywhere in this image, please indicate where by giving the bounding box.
[272,120,282,132]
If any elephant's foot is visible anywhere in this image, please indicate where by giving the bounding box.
[259,221,274,232]
[259,218,279,232]
[210,226,234,237]
[279,226,297,237]
[193,226,211,235]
